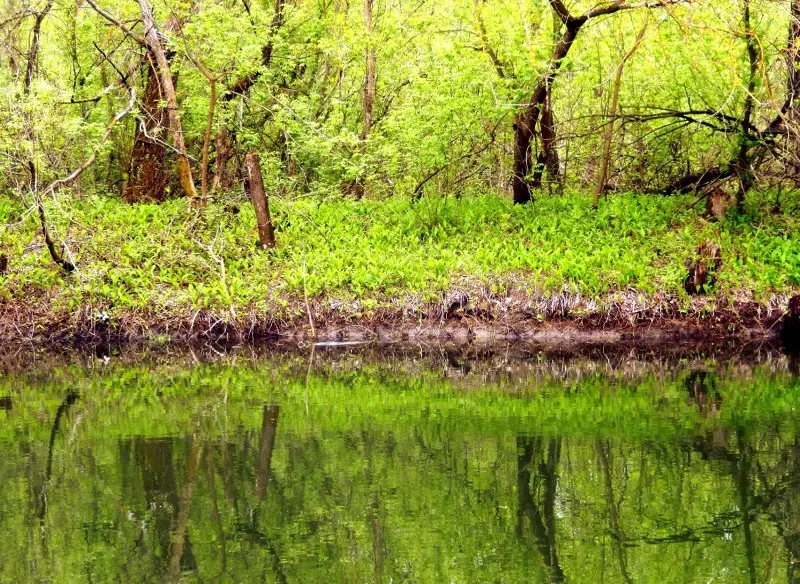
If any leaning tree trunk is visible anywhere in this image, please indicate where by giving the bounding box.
[512,23,579,204]
[129,3,198,205]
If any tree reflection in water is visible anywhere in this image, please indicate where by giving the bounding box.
[2,358,800,582]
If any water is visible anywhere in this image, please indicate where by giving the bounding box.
[1,345,800,583]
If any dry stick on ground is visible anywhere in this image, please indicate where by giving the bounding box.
[137,0,199,206]
[593,20,648,208]
[243,152,276,249]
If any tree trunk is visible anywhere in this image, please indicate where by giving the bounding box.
[531,90,559,190]
[512,22,580,204]
[211,125,233,193]
[136,1,198,205]
[735,0,758,212]
[593,23,647,207]
[361,0,376,140]
[787,0,800,174]
[512,0,686,203]
[123,55,174,203]
[24,0,54,94]
[244,152,276,249]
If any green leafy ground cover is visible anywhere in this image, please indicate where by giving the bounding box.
[0,192,798,323]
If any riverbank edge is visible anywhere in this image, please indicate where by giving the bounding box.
[0,289,793,347]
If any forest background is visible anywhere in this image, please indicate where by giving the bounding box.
[1,0,799,339]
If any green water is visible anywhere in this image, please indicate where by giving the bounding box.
[2,347,800,583]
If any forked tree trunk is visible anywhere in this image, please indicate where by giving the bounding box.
[123,55,174,203]
[244,152,276,249]
[135,1,198,205]
[512,0,686,204]
[593,23,647,207]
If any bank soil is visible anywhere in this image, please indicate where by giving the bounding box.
[0,287,796,348]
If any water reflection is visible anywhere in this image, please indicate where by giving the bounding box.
[2,357,800,582]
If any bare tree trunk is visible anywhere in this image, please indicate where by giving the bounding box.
[593,23,647,207]
[137,0,198,205]
[735,0,758,212]
[123,54,174,203]
[24,0,54,94]
[786,0,800,175]
[211,126,232,192]
[244,152,277,249]
[512,20,580,204]
[361,0,376,141]
[200,79,216,207]
[512,0,687,204]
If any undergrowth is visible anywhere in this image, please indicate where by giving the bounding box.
[0,191,798,319]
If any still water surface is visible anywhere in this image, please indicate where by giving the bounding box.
[1,346,800,583]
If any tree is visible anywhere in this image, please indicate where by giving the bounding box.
[512,0,688,204]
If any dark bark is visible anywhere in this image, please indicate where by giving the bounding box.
[735,0,758,212]
[781,295,800,347]
[123,56,174,203]
[244,152,277,249]
[255,405,280,501]
[512,20,579,204]
[211,125,233,192]
[513,0,687,203]
[24,0,54,94]
[786,0,800,172]
[223,0,285,100]
[136,3,198,204]
[29,162,76,272]
[684,241,721,295]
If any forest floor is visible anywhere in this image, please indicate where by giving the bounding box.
[0,191,798,346]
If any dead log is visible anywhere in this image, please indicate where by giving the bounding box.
[684,241,721,295]
[244,152,276,249]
